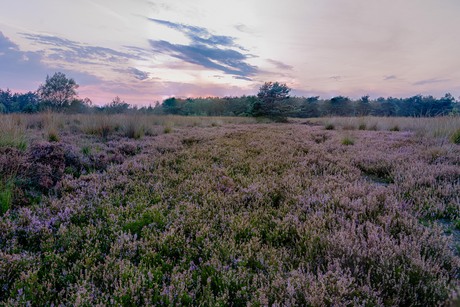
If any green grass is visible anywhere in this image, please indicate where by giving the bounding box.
[163,125,173,134]
[0,179,14,216]
[451,129,460,144]
[389,125,400,131]
[325,123,335,130]
[48,130,60,142]
[0,116,28,150]
[341,136,355,145]
[358,123,366,130]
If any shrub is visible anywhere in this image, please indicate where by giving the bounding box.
[358,123,366,130]
[118,142,139,156]
[164,125,173,134]
[81,145,91,156]
[48,130,60,142]
[325,123,335,130]
[341,136,354,145]
[27,142,65,192]
[390,125,400,131]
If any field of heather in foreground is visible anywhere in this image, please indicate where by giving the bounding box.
[1,114,460,305]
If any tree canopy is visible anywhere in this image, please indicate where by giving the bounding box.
[252,82,291,119]
[257,82,291,103]
[37,72,79,109]
[0,75,458,117]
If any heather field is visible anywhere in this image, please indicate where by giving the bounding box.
[1,114,460,306]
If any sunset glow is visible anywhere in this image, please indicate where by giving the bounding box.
[1,0,459,105]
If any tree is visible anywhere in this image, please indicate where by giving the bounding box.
[67,97,92,113]
[323,96,352,116]
[252,82,291,119]
[105,96,130,114]
[38,72,79,109]
[298,97,320,117]
[162,97,181,114]
[356,95,372,116]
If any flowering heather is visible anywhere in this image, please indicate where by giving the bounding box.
[0,114,460,305]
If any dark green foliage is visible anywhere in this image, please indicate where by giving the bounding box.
[38,72,79,109]
[104,96,130,114]
[123,209,166,237]
[0,89,40,113]
[252,82,291,119]
[162,97,181,114]
[325,123,335,130]
[48,131,60,142]
[341,137,354,145]
[0,179,14,216]
[0,74,458,117]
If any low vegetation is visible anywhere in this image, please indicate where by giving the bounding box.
[0,114,459,305]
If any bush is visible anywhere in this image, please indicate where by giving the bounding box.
[325,123,335,130]
[341,136,354,145]
[27,142,65,192]
[48,130,60,142]
[164,125,173,134]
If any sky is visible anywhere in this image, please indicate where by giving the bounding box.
[0,0,459,106]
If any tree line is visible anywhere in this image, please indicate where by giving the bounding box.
[1,73,458,118]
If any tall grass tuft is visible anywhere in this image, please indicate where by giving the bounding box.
[0,115,27,150]
[309,116,460,140]
[451,129,460,144]
[0,179,14,216]
[123,117,145,139]
[82,115,118,139]
[341,136,355,145]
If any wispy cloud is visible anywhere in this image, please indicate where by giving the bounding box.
[234,24,254,34]
[233,76,252,81]
[148,19,257,78]
[149,18,239,48]
[0,32,100,90]
[21,33,146,65]
[127,67,149,80]
[413,78,450,86]
[0,32,44,76]
[383,75,397,80]
[330,76,342,81]
[267,59,293,71]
